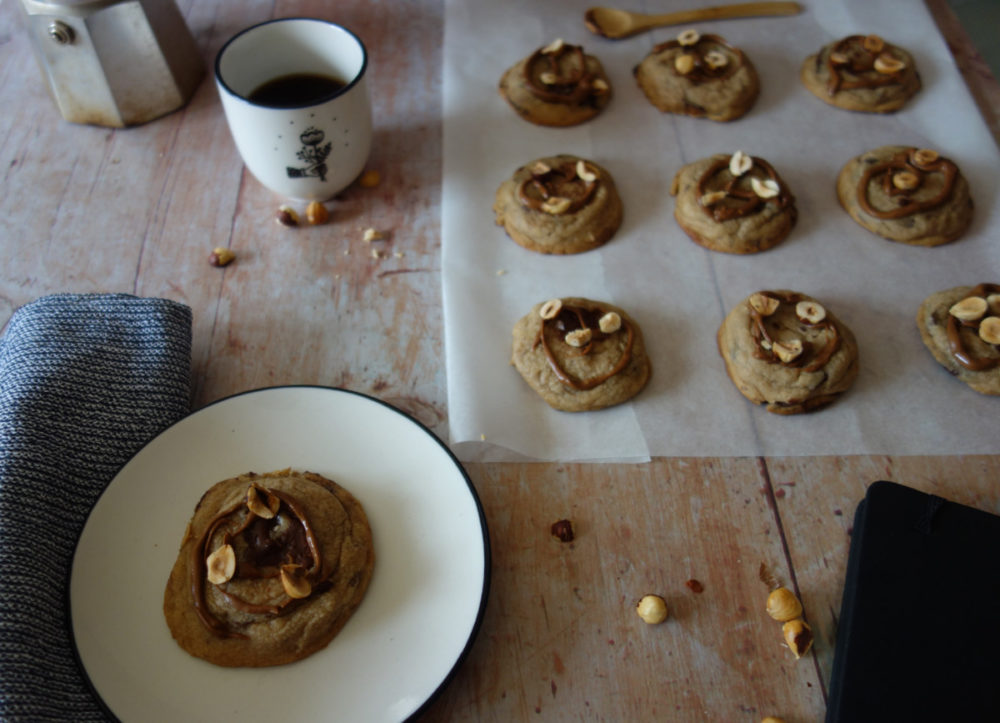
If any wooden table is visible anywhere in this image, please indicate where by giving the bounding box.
[1,1,997,720]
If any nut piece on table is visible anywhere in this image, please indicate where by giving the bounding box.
[782,618,813,658]
[359,169,381,188]
[766,587,803,622]
[636,594,669,624]
[550,519,575,542]
[206,543,236,585]
[761,717,788,723]
[363,227,384,243]
[208,247,235,267]
[276,205,300,227]
[306,201,329,225]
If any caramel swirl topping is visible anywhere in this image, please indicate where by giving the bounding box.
[856,148,958,220]
[823,34,908,95]
[533,302,634,391]
[518,159,599,215]
[523,42,603,105]
[747,292,841,373]
[697,154,793,222]
[653,33,744,84]
[190,484,328,639]
[945,283,1000,371]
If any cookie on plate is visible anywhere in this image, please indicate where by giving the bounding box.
[512,297,651,412]
[634,28,759,122]
[801,33,921,113]
[499,38,611,127]
[717,291,859,414]
[670,150,796,254]
[836,145,973,246]
[916,284,1000,395]
[493,154,623,254]
[164,469,374,667]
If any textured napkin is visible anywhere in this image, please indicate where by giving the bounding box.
[0,294,192,721]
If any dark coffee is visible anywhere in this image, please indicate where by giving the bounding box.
[247,73,346,107]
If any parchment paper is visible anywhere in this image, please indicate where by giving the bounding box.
[442,0,1000,462]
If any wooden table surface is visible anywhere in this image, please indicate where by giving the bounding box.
[2,1,998,721]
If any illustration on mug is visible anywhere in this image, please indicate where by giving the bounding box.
[287,127,331,181]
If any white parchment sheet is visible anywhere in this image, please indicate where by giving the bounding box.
[441,0,999,462]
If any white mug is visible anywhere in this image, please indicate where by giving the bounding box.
[215,18,372,201]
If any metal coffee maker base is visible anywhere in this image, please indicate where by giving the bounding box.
[20,0,204,127]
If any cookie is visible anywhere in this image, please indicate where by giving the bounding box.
[164,469,374,667]
[499,38,611,126]
[916,284,1000,395]
[670,150,796,254]
[634,28,759,122]
[801,33,921,113]
[836,146,973,246]
[512,297,651,412]
[493,154,623,254]
[717,291,859,414]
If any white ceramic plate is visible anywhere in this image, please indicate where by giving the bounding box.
[70,386,489,722]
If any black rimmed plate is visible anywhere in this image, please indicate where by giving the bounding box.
[70,386,489,722]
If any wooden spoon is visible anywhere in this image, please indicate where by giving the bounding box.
[584,2,802,39]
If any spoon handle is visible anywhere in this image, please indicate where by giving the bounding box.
[648,1,802,28]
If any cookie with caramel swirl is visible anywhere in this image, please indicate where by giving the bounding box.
[717,291,859,414]
[837,145,973,246]
[670,151,797,254]
[493,154,623,254]
[164,469,374,667]
[917,284,1000,395]
[801,34,921,113]
[499,39,612,127]
[512,297,651,412]
[634,29,759,122]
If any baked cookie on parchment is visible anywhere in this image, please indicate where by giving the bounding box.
[801,33,921,113]
[670,150,796,254]
[916,284,1000,395]
[836,145,973,246]
[493,154,623,254]
[717,291,859,414]
[164,469,374,667]
[512,297,651,412]
[499,38,611,127]
[634,28,759,122]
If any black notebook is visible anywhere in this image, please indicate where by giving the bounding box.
[826,480,1000,722]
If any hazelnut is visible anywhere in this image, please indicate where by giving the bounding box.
[539,71,559,85]
[873,52,905,74]
[704,50,728,69]
[912,148,940,167]
[542,38,565,55]
[280,563,312,599]
[700,190,728,207]
[862,34,885,53]
[246,484,280,519]
[750,177,781,199]
[591,77,609,94]
[565,328,593,348]
[531,161,552,176]
[766,587,803,622]
[749,293,780,317]
[206,543,236,585]
[208,247,235,267]
[949,296,988,322]
[539,298,563,320]
[598,311,622,334]
[275,205,300,227]
[979,316,1000,345]
[358,169,381,188]
[362,227,384,242]
[550,519,574,542]
[773,339,804,363]
[829,50,849,65]
[729,150,753,177]
[986,293,1000,316]
[306,200,329,225]
[795,300,827,324]
[782,618,814,658]
[541,197,572,215]
[674,53,696,75]
[761,718,788,723]
[677,28,700,46]
[892,171,920,190]
[636,594,669,624]
[576,160,598,183]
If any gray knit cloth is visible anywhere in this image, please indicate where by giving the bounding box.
[0,294,192,721]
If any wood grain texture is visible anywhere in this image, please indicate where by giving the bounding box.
[1,0,998,721]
